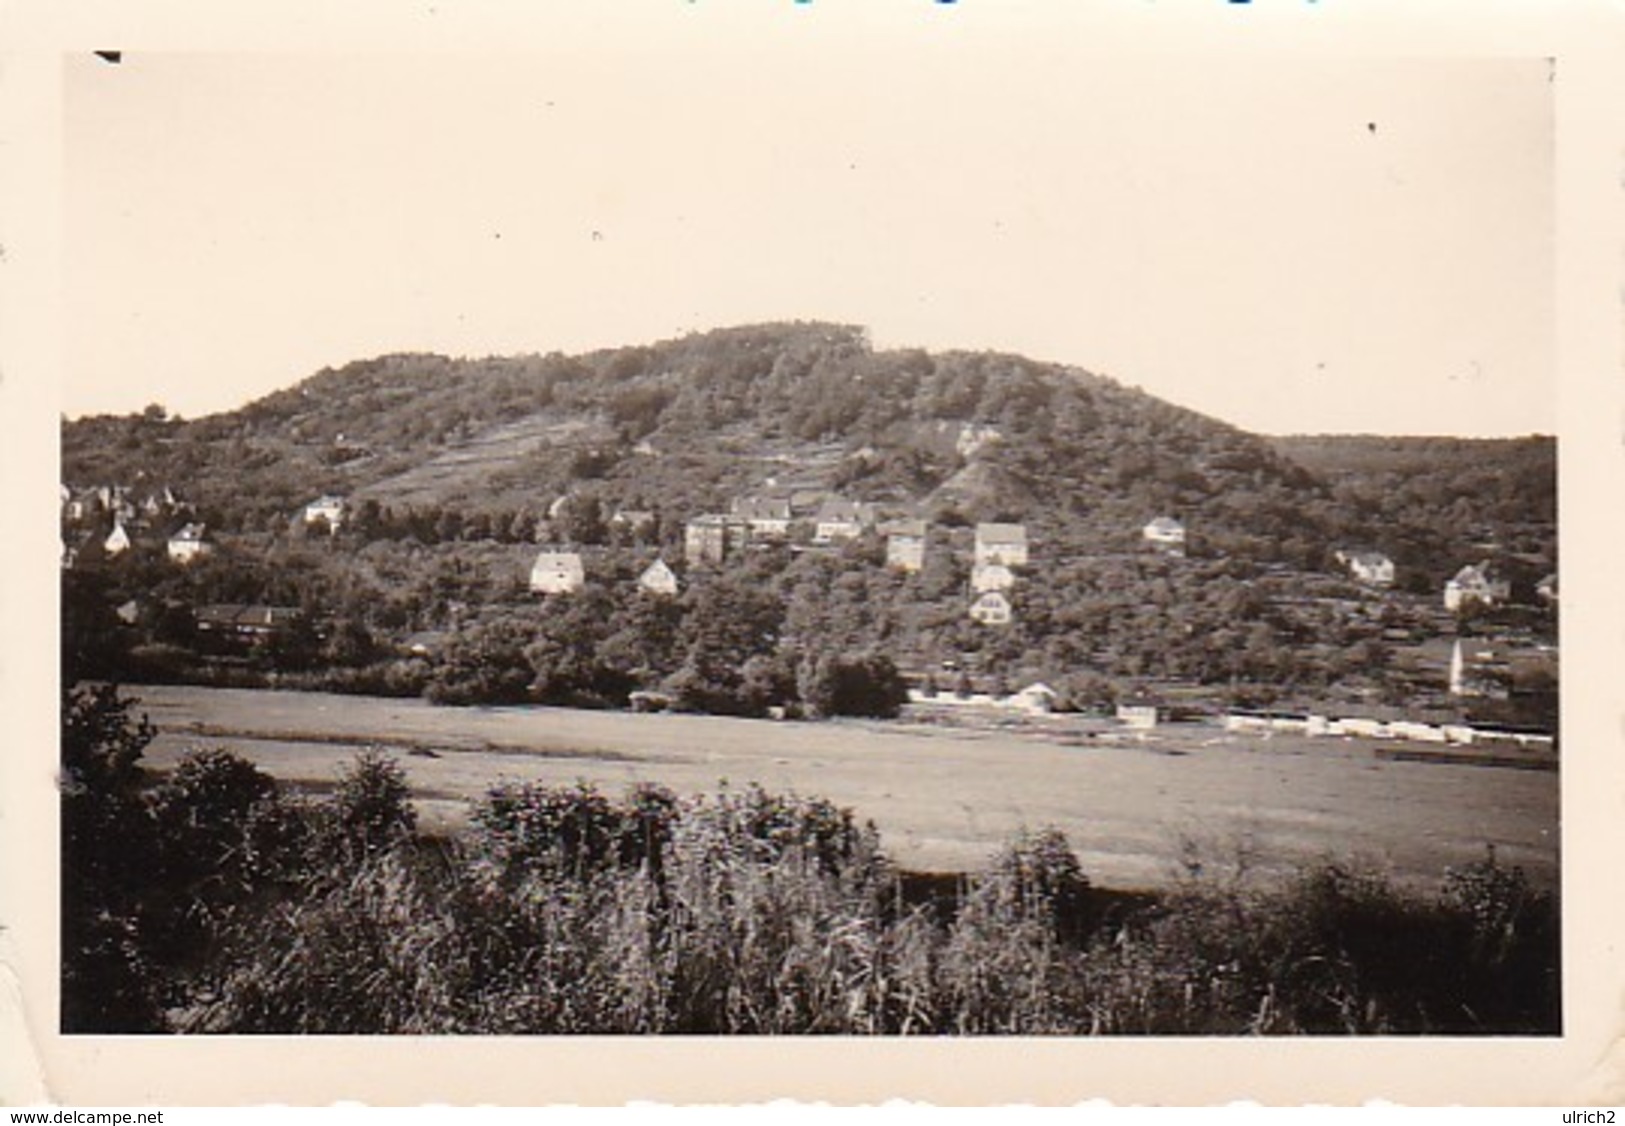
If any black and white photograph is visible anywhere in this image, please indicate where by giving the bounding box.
[8,0,1625,1109]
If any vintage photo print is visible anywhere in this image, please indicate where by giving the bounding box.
[5,0,1623,1108]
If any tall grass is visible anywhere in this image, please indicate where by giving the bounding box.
[71,745,1557,1036]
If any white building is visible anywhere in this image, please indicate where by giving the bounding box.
[970,562,1015,593]
[969,591,1013,625]
[103,522,131,556]
[813,498,877,543]
[166,523,212,564]
[302,495,347,532]
[1142,516,1186,554]
[1338,550,1396,587]
[529,551,585,595]
[973,523,1029,567]
[880,519,927,573]
[638,558,680,597]
[1444,563,1511,611]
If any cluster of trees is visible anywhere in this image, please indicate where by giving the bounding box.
[424,572,909,719]
[61,684,421,1030]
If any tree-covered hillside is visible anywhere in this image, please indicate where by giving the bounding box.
[66,322,1350,564]
[62,323,1557,724]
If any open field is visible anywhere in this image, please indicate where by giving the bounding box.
[132,685,1559,892]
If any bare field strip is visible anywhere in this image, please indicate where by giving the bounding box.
[132,685,1560,893]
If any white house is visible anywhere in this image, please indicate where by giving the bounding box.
[1008,682,1058,715]
[880,519,927,572]
[1536,573,1557,604]
[103,522,131,556]
[731,496,794,539]
[1338,550,1395,587]
[974,523,1029,567]
[638,558,680,597]
[970,562,1015,593]
[529,551,585,595]
[166,523,211,564]
[302,495,347,532]
[1444,563,1511,611]
[1142,516,1186,553]
[609,509,657,538]
[969,591,1013,625]
[813,498,877,543]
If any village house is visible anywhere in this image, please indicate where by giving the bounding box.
[684,514,750,567]
[730,496,794,539]
[879,519,927,572]
[973,523,1029,567]
[529,550,586,595]
[103,522,131,556]
[609,509,657,538]
[1142,516,1186,555]
[1337,549,1396,587]
[1008,682,1058,715]
[638,558,680,597]
[1444,562,1511,611]
[166,523,212,564]
[813,498,878,543]
[969,590,1013,625]
[1536,573,1557,605]
[301,494,347,533]
[970,562,1015,593]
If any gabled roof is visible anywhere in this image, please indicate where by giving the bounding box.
[640,558,677,580]
[880,518,927,538]
[169,522,207,544]
[532,550,585,568]
[731,496,793,521]
[974,522,1027,545]
[816,498,876,523]
[687,512,748,529]
[1450,561,1505,585]
[1144,516,1184,533]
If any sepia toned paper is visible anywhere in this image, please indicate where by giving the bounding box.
[3,0,1624,1107]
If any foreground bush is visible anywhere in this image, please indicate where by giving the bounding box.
[63,691,1559,1035]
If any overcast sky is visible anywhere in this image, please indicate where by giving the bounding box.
[62,42,1553,436]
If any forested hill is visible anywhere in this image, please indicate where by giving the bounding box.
[61,321,1550,572]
